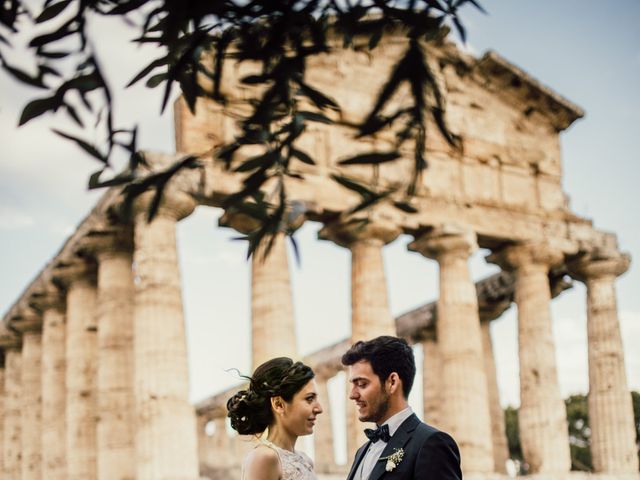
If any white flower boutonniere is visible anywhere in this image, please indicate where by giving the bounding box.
[379,448,405,472]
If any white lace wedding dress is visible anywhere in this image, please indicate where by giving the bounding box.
[242,440,317,480]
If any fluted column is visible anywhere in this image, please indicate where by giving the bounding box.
[319,214,401,341]
[489,242,571,473]
[480,319,509,474]
[421,336,442,428]
[79,228,136,480]
[320,214,400,461]
[13,309,44,480]
[410,226,493,474]
[31,288,67,479]
[212,417,231,468]
[54,262,99,480]
[220,211,299,369]
[568,251,638,473]
[132,190,199,479]
[1,335,22,480]
[313,372,334,473]
[252,234,297,368]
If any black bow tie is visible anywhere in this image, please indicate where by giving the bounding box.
[364,424,391,443]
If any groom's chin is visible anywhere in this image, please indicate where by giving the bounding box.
[357,412,373,423]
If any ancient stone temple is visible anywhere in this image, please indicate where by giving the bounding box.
[1,33,637,480]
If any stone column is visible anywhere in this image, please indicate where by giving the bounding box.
[220,212,298,370]
[568,251,638,473]
[410,226,493,474]
[212,416,231,468]
[251,233,297,369]
[421,336,442,428]
[132,190,199,479]
[54,262,99,480]
[320,214,400,461]
[31,288,67,479]
[313,372,334,473]
[489,242,571,474]
[79,228,136,480]
[1,336,22,480]
[480,319,509,474]
[319,215,401,341]
[13,309,43,480]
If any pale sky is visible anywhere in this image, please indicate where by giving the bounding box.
[1,1,639,459]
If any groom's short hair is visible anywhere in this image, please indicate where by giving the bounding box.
[341,336,416,399]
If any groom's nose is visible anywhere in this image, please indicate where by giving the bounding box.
[349,386,359,400]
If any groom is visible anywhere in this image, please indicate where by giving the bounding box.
[342,336,462,480]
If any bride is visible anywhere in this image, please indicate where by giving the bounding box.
[227,357,324,479]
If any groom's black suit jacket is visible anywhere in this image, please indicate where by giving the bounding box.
[346,414,462,480]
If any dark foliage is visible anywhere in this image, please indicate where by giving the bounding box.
[0,0,482,257]
[505,392,640,473]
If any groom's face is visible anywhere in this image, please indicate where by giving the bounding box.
[348,360,390,424]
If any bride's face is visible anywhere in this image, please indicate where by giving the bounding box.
[278,379,323,436]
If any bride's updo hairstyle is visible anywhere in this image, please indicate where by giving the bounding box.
[227,357,314,435]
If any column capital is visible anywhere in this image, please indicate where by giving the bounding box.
[76,226,133,261]
[11,305,42,333]
[487,242,564,272]
[29,285,65,312]
[0,324,21,349]
[52,260,97,290]
[132,189,196,222]
[318,212,401,248]
[219,202,306,235]
[567,250,630,282]
[408,224,477,260]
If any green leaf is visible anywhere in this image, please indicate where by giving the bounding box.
[29,20,75,48]
[19,96,60,125]
[36,0,72,23]
[88,168,105,189]
[146,73,166,88]
[39,64,60,78]
[216,142,240,167]
[2,62,46,89]
[368,28,383,50]
[233,151,279,173]
[338,151,401,166]
[65,104,83,127]
[241,74,270,85]
[37,49,69,59]
[349,190,393,215]
[330,174,375,198]
[52,128,107,163]
[297,81,340,111]
[127,56,168,87]
[452,16,467,44]
[290,148,314,165]
[296,110,333,124]
[393,201,419,213]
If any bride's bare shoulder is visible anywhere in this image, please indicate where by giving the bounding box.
[244,445,281,480]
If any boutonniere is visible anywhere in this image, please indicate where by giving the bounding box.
[379,448,404,472]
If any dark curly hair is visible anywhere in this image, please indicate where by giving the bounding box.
[341,336,416,398]
[226,357,315,435]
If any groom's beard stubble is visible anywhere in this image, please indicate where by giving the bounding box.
[360,391,390,424]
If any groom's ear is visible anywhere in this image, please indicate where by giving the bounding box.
[386,372,401,395]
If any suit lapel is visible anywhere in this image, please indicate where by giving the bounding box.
[347,442,371,480]
[368,414,420,480]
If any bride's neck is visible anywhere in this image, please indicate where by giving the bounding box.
[266,425,297,452]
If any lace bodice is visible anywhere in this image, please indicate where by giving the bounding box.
[243,440,317,480]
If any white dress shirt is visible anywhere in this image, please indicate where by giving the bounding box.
[356,407,414,480]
